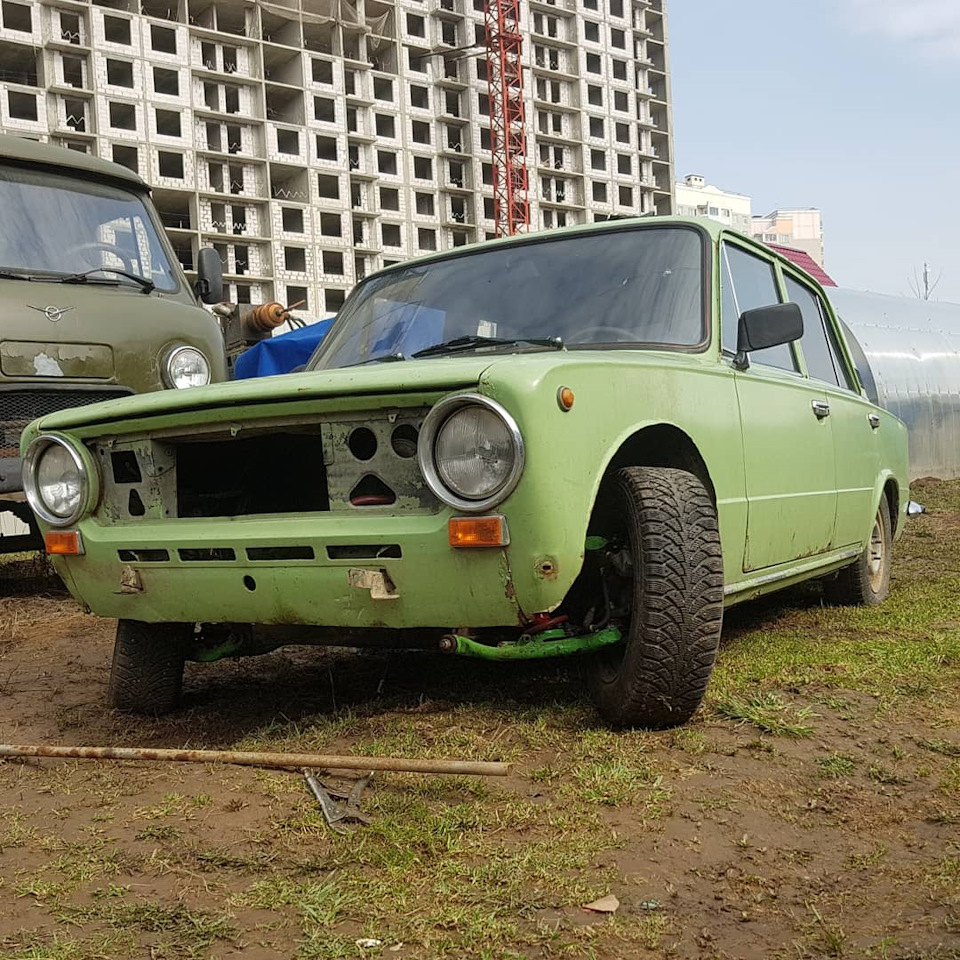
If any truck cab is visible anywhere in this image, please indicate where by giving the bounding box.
[0,135,226,549]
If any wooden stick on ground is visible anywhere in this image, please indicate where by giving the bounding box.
[0,743,510,777]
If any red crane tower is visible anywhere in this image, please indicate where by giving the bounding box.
[484,0,529,237]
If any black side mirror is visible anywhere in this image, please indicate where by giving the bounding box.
[194,247,224,305]
[735,302,803,369]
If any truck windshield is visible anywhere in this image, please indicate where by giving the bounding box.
[309,225,705,370]
[0,166,178,292]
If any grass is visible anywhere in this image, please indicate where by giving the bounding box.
[2,481,960,958]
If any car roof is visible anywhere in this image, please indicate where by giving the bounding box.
[0,133,146,188]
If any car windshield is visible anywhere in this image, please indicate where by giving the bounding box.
[0,166,179,291]
[309,225,705,370]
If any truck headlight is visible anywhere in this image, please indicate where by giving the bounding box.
[419,394,524,512]
[23,436,89,526]
[163,345,210,389]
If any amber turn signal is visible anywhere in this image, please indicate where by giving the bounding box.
[44,530,84,556]
[557,386,575,411]
[448,515,510,548]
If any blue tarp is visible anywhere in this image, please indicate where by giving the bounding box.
[233,319,334,379]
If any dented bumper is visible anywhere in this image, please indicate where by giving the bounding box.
[53,511,574,628]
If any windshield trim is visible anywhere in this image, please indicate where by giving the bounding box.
[0,161,186,296]
[308,221,713,370]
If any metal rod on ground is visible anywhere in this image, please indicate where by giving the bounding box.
[0,744,510,777]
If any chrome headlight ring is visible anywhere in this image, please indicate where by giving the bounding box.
[23,434,92,527]
[418,393,525,513]
[163,344,211,389]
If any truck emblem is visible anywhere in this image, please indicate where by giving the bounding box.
[27,304,75,323]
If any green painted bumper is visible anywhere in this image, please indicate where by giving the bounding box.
[55,512,573,628]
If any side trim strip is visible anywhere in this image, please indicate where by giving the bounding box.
[724,547,861,597]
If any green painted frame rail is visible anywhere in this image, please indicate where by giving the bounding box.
[439,626,622,660]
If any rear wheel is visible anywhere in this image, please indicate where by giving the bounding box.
[107,620,189,715]
[823,497,892,606]
[588,467,724,729]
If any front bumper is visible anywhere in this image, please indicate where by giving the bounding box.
[54,512,573,628]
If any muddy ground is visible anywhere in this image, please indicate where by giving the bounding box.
[0,482,958,959]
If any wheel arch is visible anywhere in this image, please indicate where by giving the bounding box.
[589,423,716,527]
[883,475,900,536]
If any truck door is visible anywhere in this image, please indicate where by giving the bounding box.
[721,242,837,572]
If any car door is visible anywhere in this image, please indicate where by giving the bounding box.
[721,241,836,572]
[784,273,880,550]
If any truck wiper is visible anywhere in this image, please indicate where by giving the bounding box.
[60,267,156,294]
[411,335,564,358]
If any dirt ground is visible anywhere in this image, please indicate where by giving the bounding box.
[0,482,959,960]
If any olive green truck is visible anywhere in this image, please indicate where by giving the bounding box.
[20,216,910,729]
[0,134,226,550]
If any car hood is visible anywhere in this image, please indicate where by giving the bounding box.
[29,348,696,434]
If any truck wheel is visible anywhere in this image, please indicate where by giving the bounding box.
[107,620,189,715]
[589,467,724,729]
[823,497,892,606]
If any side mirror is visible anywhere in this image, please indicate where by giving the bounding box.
[735,302,803,369]
[194,247,224,305]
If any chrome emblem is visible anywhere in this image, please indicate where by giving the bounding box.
[27,304,75,323]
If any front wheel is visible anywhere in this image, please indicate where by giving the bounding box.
[823,497,892,606]
[107,620,189,715]
[588,467,724,729]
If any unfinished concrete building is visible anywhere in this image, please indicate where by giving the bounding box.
[0,0,673,314]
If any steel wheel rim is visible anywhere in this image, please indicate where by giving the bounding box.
[867,514,885,591]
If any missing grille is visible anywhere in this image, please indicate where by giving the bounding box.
[118,548,170,562]
[246,546,315,561]
[327,544,402,559]
[178,547,236,561]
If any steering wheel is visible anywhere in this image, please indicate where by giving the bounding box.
[574,325,638,344]
[69,242,135,275]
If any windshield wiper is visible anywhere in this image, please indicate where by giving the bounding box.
[411,335,564,359]
[346,351,406,367]
[60,267,155,294]
[0,269,49,282]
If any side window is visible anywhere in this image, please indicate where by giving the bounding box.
[785,276,841,387]
[721,243,797,372]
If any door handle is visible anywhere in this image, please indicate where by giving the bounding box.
[811,400,831,419]
[868,413,880,429]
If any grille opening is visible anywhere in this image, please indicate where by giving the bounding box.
[118,548,169,562]
[0,387,132,458]
[246,545,315,561]
[179,547,236,561]
[327,544,402,559]
[111,450,141,484]
[128,489,145,517]
[349,474,396,506]
[175,430,328,518]
[347,426,377,460]
[391,423,419,458]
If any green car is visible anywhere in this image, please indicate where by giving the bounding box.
[21,218,909,728]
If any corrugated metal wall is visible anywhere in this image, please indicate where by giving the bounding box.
[830,288,960,480]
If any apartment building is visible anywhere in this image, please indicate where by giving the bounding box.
[0,0,674,314]
[751,208,825,267]
[674,173,751,234]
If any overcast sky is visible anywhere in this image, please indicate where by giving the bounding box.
[668,0,960,301]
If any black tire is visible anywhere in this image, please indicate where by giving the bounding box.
[588,467,724,729]
[107,620,189,715]
[823,497,892,606]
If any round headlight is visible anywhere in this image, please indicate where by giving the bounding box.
[24,436,88,526]
[164,345,210,389]
[436,406,515,500]
[418,394,524,512]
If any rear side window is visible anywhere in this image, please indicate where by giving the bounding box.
[721,243,797,372]
[785,275,855,390]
